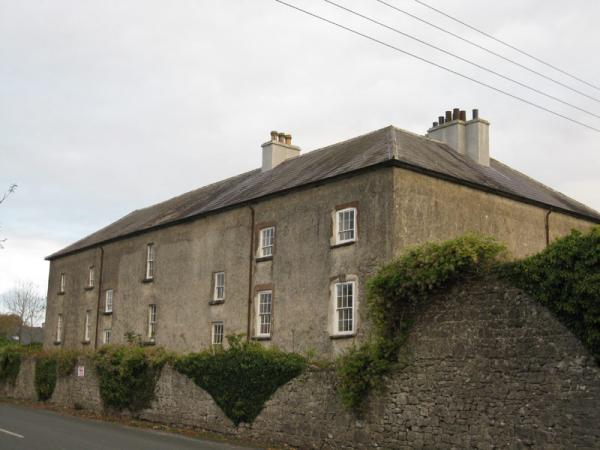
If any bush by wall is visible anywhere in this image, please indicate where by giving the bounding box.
[34,356,57,401]
[504,227,600,363]
[0,345,23,386]
[174,335,307,425]
[338,234,506,411]
[94,345,172,412]
[34,350,79,401]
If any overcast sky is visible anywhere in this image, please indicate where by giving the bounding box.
[1,0,599,298]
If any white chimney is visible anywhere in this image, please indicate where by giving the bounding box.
[427,109,490,166]
[261,130,301,171]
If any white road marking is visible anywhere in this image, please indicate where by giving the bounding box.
[0,427,24,439]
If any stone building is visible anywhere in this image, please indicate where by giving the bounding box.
[44,109,600,357]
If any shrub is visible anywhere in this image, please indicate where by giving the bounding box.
[503,227,600,363]
[54,349,79,377]
[35,355,57,401]
[94,345,171,412]
[0,345,23,385]
[174,335,306,425]
[34,350,79,401]
[338,234,505,411]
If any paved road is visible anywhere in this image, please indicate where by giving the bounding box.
[0,403,259,450]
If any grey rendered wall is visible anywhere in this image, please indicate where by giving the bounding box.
[44,167,395,356]
[392,167,596,259]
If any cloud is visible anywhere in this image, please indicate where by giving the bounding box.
[0,235,63,295]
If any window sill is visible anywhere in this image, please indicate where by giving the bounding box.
[252,335,272,341]
[330,240,356,249]
[255,255,273,263]
[102,311,113,316]
[81,340,91,345]
[57,291,65,296]
[208,299,225,306]
[329,333,356,340]
[53,341,62,346]
[142,340,156,346]
[84,286,94,291]
[142,277,154,284]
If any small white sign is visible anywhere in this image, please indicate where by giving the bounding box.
[77,366,85,377]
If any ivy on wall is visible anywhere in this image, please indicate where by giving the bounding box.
[34,350,79,401]
[0,345,23,386]
[94,345,172,412]
[34,356,57,401]
[337,234,506,411]
[174,335,306,425]
[504,227,600,363]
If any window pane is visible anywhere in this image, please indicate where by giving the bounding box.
[106,290,113,312]
[258,292,272,335]
[146,244,155,278]
[148,305,157,339]
[212,322,224,345]
[261,227,274,257]
[215,272,225,299]
[337,209,356,242]
[335,282,354,333]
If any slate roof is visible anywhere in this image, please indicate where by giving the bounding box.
[47,126,600,260]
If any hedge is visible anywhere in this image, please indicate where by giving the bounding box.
[174,335,306,425]
[94,345,172,412]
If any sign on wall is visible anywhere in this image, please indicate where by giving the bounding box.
[77,366,85,377]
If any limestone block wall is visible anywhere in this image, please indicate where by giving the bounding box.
[2,278,599,449]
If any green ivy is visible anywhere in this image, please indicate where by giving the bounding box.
[503,227,600,363]
[0,345,23,386]
[94,345,171,412]
[34,350,79,401]
[338,234,505,411]
[174,335,306,425]
[34,356,57,401]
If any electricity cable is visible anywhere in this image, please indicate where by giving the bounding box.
[413,0,600,92]
[273,0,600,133]
[375,0,600,103]
[323,0,600,119]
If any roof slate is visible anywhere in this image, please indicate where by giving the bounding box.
[48,126,600,259]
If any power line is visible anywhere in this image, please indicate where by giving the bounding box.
[273,0,600,133]
[322,0,600,119]
[413,0,600,92]
[375,0,600,104]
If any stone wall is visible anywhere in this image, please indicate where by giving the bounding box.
[4,278,600,449]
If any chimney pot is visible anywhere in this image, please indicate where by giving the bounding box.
[433,122,439,127]
[427,107,490,166]
[261,130,301,171]
[438,116,445,125]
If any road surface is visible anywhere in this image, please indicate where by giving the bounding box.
[0,403,259,450]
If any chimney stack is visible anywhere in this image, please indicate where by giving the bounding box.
[426,108,490,166]
[261,130,301,171]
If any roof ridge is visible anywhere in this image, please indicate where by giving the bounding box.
[293,125,395,159]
